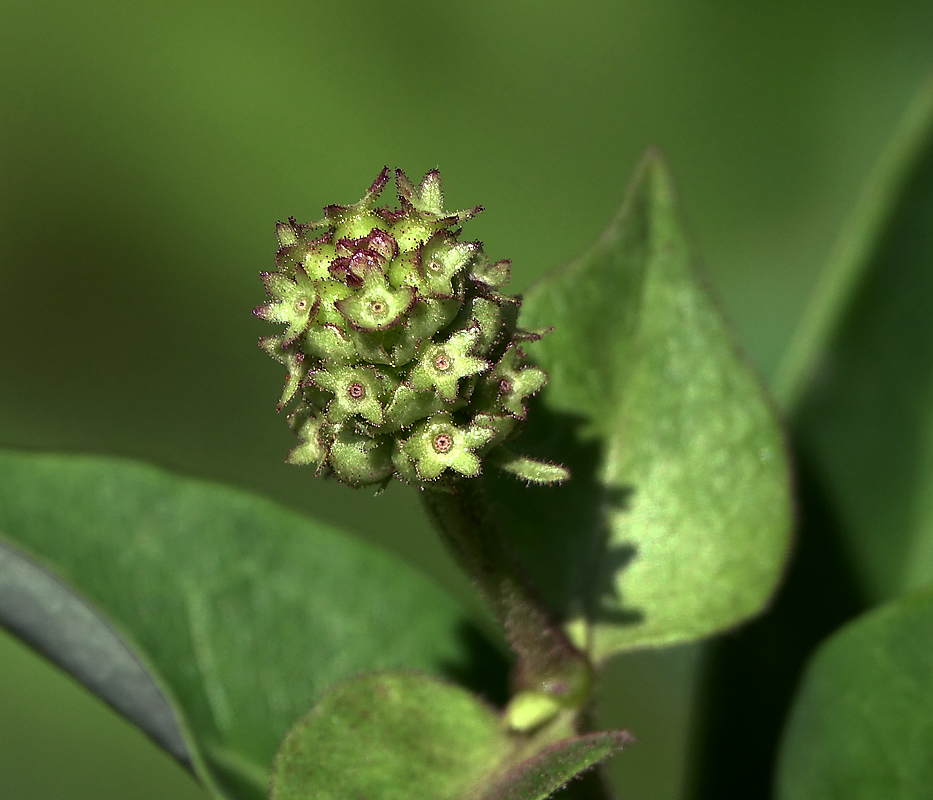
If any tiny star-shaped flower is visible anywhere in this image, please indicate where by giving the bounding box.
[409,326,489,402]
[314,279,354,327]
[254,267,320,343]
[259,335,309,410]
[400,413,494,480]
[301,323,358,363]
[491,344,548,418]
[395,169,482,226]
[389,169,483,250]
[327,424,394,488]
[468,249,511,289]
[310,365,387,425]
[275,234,337,282]
[418,233,478,298]
[285,413,328,471]
[335,269,416,332]
[383,383,447,431]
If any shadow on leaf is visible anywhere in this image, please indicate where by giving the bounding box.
[484,397,643,641]
[437,619,512,707]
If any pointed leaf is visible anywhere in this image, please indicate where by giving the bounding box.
[777,587,933,799]
[0,450,478,799]
[487,449,570,485]
[270,671,629,800]
[777,81,933,601]
[480,731,631,800]
[487,150,793,661]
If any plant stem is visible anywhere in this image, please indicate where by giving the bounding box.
[421,478,592,698]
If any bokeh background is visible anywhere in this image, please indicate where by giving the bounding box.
[2,1,932,798]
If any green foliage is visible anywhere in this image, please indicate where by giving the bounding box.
[0,451,474,799]
[780,82,933,603]
[7,79,933,798]
[488,151,793,661]
[0,152,800,799]
[777,589,933,799]
[730,79,933,800]
[271,672,505,800]
[271,671,628,800]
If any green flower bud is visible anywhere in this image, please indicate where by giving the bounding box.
[255,168,569,488]
[408,326,489,403]
[255,268,319,344]
[398,413,493,481]
[483,343,548,419]
[417,233,478,298]
[259,335,308,410]
[335,270,415,332]
[285,412,327,471]
[328,425,394,487]
[310,365,389,426]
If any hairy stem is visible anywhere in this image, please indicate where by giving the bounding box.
[421,479,592,698]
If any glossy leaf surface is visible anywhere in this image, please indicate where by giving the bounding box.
[488,151,793,661]
[0,450,474,799]
[777,588,933,799]
[778,82,933,601]
[271,671,628,800]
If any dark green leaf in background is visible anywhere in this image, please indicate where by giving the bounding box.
[0,450,481,800]
[776,81,933,603]
[271,671,629,800]
[684,84,933,800]
[777,587,933,799]
[488,152,793,661]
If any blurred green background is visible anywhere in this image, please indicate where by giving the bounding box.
[2,1,932,798]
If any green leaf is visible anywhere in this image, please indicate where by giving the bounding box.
[481,731,631,800]
[487,448,570,485]
[0,450,478,800]
[487,150,793,661]
[270,671,629,800]
[776,587,933,799]
[775,80,933,602]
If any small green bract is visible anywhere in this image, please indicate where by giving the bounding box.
[256,168,567,489]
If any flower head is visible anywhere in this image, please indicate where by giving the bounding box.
[255,168,567,488]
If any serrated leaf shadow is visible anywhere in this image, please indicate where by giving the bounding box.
[484,397,644,643]
[591,543,643,628]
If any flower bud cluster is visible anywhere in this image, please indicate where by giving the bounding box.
[256,168,567,489]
